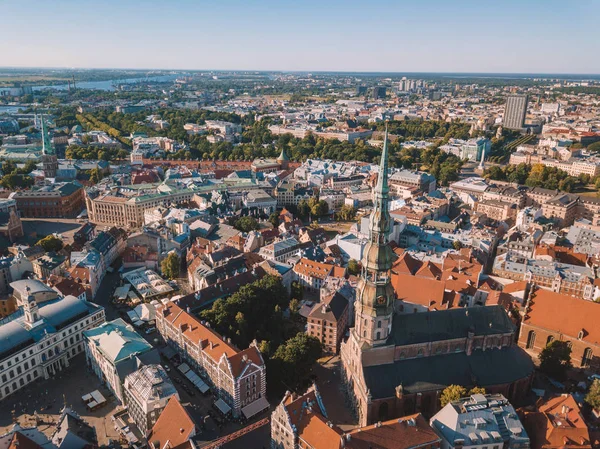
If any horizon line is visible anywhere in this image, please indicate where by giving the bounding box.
[1,66,600,77]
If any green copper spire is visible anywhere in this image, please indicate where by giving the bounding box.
[277,146,289,161]
[41,115,54,156]
[369,124,391,245]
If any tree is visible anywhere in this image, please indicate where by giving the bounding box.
[268,212,280,228]
[201,275,290,349]
[539,340,572,381]
[585,379,600,411]
[36,235,64,252]
[440,385,467,407]
[268,333,322,394]
[336,205,356,221]
[468,387,486,395]
[347,259,361,276]
[90,168,103,184]
[290,281,304,301]
[0,173,34,190]
[558,176,578,193]
[588,142,600,153]
[161,252,180,280]
[234,216,259,233]
[453,240,463,251]
[310,200,329,218]
[289,298,300,316]
[297,200,311,219]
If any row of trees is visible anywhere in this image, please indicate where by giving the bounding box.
[65,144,128,161]
[483,163,593,192]
[373,119,471,141]
[76,113,131,147]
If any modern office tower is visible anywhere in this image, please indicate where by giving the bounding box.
[370,86,386,99]
[504,94,528,130]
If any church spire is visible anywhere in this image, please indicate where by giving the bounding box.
[41,115,54,155]
[369,124,391,246]
[353,123,395,348]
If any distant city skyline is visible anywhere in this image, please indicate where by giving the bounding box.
[2,0,600,74]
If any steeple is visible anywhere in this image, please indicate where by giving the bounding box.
[369,125,391,246]
[354,124,395,348]
[41,115,54,156]
[277,147,290,169]
[41,114,58,178]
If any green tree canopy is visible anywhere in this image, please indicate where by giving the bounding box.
[539,340,572,381]
[234,216,259,233]
[201,275,289,349]
[160,252,180,280]
[585,379,600,411]
[336,205,357,221]
[347,259,361,276]
[268,212,280,228]
[268,332,322,394]
[36,235,64,252]
[440,385,467,407]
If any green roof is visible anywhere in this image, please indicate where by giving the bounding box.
[388,305,515,346]
[277,147,290,161]
[363,345,534,399]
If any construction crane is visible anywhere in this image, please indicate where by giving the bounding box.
[200,418,269,449]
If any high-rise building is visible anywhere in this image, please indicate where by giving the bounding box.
[504,94,528,130]
[370,86,386,100]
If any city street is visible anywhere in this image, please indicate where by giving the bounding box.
[0,353,121,445]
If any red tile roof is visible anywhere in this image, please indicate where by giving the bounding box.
[524,289,600,344]
[347,413,441,449]
[148,397,195,449]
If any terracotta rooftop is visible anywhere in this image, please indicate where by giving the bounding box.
[525,288,600,344]
[522,394,591,449]
[294,258,334,281]
[347,413,441,449]
[148,397,195,449]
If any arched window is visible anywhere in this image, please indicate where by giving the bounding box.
[546,336,554,346]
[378,402,389,421]
[582,348,593,368]
[377,321,382,329]
[526,331,536,350]
[376,331,381,340]
[363,331,366,338]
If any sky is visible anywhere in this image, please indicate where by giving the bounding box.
[2,0,600,74]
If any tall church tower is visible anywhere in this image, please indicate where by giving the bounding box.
[41,115,58,179]
[354,127,395,347]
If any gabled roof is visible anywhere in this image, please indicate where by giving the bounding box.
[387,305,515,346]
[524,288,600,344]
[148,397,195,449]
[522,394,591,449]
[348,413,440,449]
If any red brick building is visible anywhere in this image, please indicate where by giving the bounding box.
[519,288,600,373]
[13,181,85,218]
[307,291,349,354]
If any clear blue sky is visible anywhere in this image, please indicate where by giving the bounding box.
[2,0,599,74]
